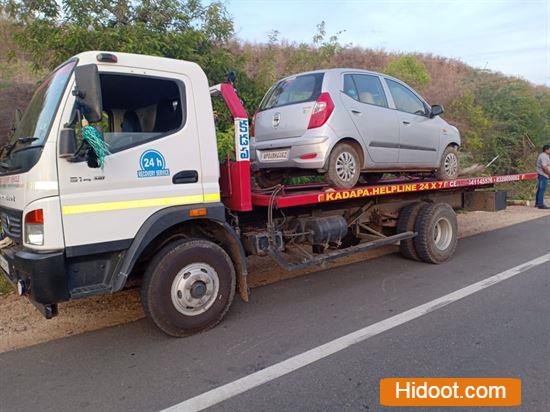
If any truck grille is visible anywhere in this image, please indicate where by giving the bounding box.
[0,207,23,243]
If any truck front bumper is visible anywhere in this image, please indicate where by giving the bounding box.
[0,244,69,318]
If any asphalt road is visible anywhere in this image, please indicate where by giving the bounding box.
[1,216,549,412]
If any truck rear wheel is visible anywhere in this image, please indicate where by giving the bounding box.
[414,203,458,264]
[397,202,425,261]
[141,239,236,337]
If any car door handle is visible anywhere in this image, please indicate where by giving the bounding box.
[172,170,198,184]
[402,120,411,125]
[351,109,362,115]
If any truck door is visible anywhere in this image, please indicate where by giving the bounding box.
[384,78,440,166]
[340,73,400,163]
[57,68,207,249]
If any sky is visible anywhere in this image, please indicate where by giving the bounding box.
[224,0,550,86]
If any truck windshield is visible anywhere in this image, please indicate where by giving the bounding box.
[0,60,76,175]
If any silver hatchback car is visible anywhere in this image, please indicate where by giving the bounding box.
[251,68,461,188]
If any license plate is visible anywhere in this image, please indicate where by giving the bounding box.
[0,254,9,276]
[261,149,289,162]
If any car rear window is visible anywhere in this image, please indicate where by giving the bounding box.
[259,73,324,111]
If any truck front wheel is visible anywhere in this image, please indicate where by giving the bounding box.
[141,239,236,337]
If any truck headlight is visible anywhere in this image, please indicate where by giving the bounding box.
[25,209,44,246]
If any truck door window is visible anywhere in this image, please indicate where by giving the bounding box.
[98,74,185,153]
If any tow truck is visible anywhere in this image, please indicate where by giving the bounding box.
[0,52,537,336]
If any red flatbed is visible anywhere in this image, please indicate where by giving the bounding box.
[251,173,538,209]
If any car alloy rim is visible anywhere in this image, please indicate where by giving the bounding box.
[171,263,220,316]
[444,152,458,178]
[335,151,357,182]
[433,217,453,251]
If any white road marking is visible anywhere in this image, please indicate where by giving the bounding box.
[162,253,550,412]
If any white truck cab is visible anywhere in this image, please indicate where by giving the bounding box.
[0,52,239,321]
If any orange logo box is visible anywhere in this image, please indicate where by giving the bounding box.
[380,378,521,407]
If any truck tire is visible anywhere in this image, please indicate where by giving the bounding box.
[414,203,458,264]
[326,143,361,189]
[141,239,236,337]
[396,202,425,261]
[436,146,459,180]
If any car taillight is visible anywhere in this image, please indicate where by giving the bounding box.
[25,209,44,246]
[308,92,334,129]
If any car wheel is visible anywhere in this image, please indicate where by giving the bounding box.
[436,146,459,180]
[255,170,286,188]
[141,239,236,337]
[326,143,361,189]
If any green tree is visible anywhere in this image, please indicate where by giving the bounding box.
[447,90,491,156]
[2,0,235,78]
[286,21,344,74]
[385,55,431,90]
[469,73,544,172]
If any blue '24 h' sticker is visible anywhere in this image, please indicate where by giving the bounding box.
[137,150,170,178]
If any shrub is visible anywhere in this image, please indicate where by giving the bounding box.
[384,55,431,90]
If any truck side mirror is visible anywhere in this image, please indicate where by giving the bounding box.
[74,64,103,123]
[59,128,77,158]
[430,104,444,118]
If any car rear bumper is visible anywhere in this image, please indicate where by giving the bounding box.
[251,136,331,170]
[0,244,69,318]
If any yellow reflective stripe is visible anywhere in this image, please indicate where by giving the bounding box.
[62,193,221,215]
[204,193,221,202]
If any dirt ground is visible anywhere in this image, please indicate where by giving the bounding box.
[0,206,548,353]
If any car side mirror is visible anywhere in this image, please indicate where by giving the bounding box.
[74,64,103,123]
[430,104,444,118]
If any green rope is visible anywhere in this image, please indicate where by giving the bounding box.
[82,125,110,169]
